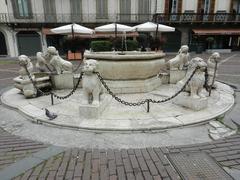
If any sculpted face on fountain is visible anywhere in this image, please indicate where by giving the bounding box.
[82,59,98,75]
[179,45,189,54]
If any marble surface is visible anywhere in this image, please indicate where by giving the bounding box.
[1,81,234,132]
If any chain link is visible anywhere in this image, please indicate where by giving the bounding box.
[96,72,147,106]
[97,67,199,106]
[24,65,83,99]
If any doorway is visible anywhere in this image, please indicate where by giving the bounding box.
[17,31,42,56]
[0,31,7,56]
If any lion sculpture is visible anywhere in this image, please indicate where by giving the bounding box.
[177,57,207,98]
[17,55,37,98]
[36,52,47,72]
[18,55,34,80]
[207,52,220,88]
[82,59,102,105]
[37,46,73,74]
[168,45,190,70]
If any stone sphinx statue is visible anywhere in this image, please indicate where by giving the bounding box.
[168,45,190,70]
[36,46,73,74]
[82,59,102,105]
[207,52,220,88]
[18,55,34,80]
[177,57,207,99]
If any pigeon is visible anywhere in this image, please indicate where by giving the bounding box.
[45,108,57,120]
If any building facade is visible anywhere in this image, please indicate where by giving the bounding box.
[0,0,239,57]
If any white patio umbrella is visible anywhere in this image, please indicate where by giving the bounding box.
[95,23,134,38]
[95,23,134,50]
[133,22,175,32]
[50,23,94,60]
[133,22,175,51]
[50,23,94,37]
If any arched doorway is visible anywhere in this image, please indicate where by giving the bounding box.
[0,31,7,56]
[17,31,42,56]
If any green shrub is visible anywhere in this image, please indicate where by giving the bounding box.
[90,41,112,52]
[137,33,148,48]
[115,38,138,51]
[126,40,138,51]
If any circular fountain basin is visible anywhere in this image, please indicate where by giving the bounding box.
[84,51,166,93]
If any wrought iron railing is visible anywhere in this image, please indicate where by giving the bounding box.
[0,13,239,24]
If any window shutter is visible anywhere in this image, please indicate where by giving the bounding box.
[11,0,20,18]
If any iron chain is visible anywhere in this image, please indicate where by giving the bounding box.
[24,65,83,99]
[96,67,199,106]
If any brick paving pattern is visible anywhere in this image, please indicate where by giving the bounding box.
[0,129,48,170]
[10,134,240,180]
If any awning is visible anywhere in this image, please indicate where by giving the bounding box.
[42,28,139,38]
[193,29,240,35]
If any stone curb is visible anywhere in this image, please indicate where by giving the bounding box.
[216,79,240,92]
[0,146,66,180]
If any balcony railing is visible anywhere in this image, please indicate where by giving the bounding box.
[0,13,239,24]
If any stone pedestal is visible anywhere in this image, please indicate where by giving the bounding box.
[79,95,111,119]
[158,73,169,84]
[174,92,208,111]
[170,70,186,84]
[51,72,74,89]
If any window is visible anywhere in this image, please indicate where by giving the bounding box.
[12,0,32,18]
[120,0,131,22]
[138,0,150,21]
[170,0,178,21]
[70,0,82,22]
[204,0,211,13]
[203,0,211,21]
[171,0,178,13]
[96,0,108,19]
[43,0,56,22]
[237,0,240,13]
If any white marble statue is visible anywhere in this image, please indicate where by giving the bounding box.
[177,57,207,98]
[207,52,220,88]
[82,59,102,105]
[168,45,190,70]
[42,46,73,74]
[36,52,47,72]
[18,55,37,98]
[18,55,34,80]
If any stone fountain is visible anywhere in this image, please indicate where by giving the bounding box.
[1,46,234,135]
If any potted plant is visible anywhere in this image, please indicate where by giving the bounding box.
[206,37,214,49]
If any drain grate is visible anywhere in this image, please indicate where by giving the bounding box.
[168,152,233,180]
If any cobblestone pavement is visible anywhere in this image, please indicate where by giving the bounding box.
[1,52,240,179]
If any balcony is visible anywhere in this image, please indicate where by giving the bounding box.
[0,13,239,24]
